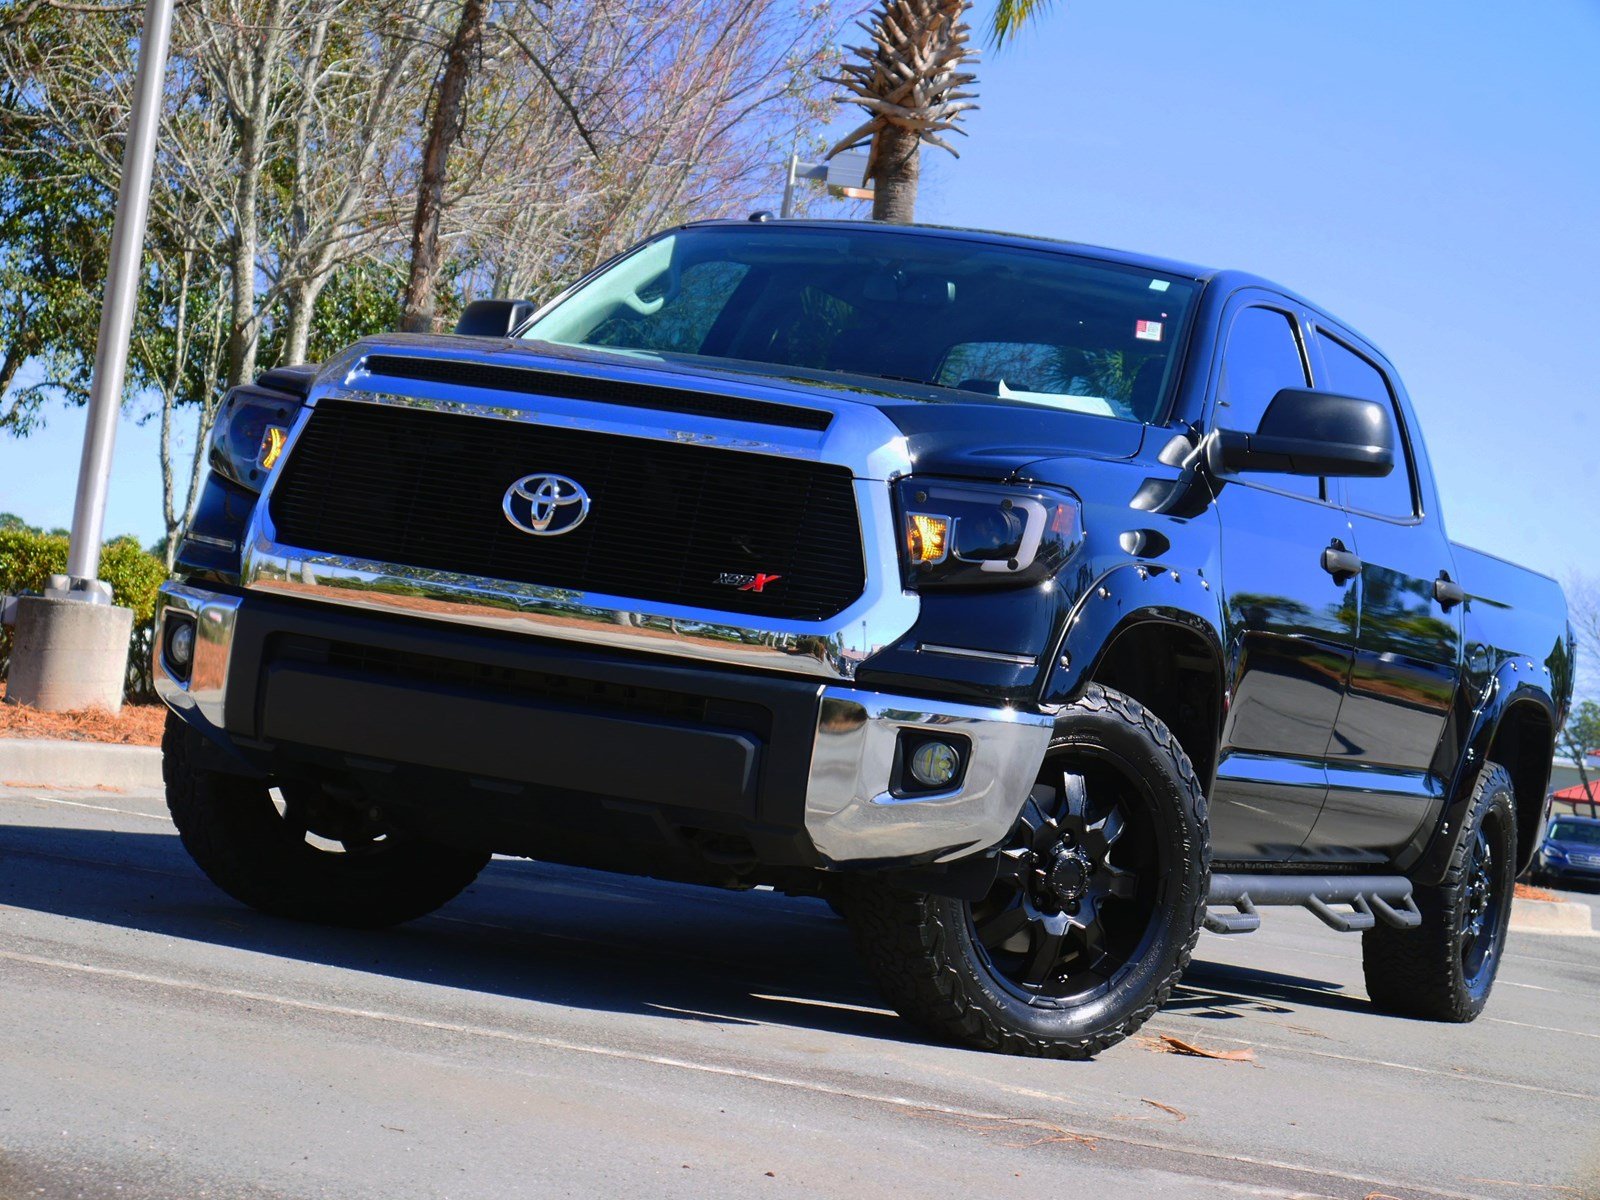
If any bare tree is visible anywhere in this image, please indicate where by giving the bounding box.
[401,0,488,333]
[1569,572,1600,683]
[450,0,840,302]
[184,0,441,377]
[3,0,841,553]
[136,239,230,566]
[2,0,438,547]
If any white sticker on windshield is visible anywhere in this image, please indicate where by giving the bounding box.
[1135,319,1163,342]
[1149,279,1171,292]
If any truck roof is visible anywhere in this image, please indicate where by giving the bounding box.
[686,215,1221,283]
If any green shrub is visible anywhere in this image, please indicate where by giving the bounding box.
[0,525,169,702]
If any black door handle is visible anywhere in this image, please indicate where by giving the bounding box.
[1321,541,1362,584]
[1434,571,1465,611]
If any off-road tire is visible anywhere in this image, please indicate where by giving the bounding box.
[164,713,489,928]
[842,684,1210,1058]
[1362,762,1517,1022]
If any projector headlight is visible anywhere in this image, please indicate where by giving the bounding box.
[897,478,1082,589]
[209,385,299,492]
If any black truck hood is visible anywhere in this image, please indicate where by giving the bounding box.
[330,334,1147,480]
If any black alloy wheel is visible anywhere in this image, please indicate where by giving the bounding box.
[272,779,393,856]
[969,764,1158,1007]
[1458,807,1514,989]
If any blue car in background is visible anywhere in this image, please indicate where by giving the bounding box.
[1534,816,1600,888]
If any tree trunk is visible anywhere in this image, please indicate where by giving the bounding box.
[0,343,28,425]
[871,124,920,223]
[282,274,329,366]
[223,2,288,387]
[226,187,260,386]
[401,0,488,334]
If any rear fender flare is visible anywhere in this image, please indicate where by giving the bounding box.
[1411,659,1557,887]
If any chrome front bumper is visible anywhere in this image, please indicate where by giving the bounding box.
[153,582,243,732]
[154,581,1054,867]
[805,690,1054,865]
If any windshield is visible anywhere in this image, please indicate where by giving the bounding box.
[519,225,1197,422]
[1550,820,1600,846]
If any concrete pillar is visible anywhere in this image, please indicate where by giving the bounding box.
[4,596,134,713]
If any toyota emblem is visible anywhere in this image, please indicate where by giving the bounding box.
[502,473,591,536]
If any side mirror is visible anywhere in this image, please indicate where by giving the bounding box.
[453,298,536,338]
[1210,388,1394,478]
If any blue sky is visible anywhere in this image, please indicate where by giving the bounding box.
[1,0,1596,585]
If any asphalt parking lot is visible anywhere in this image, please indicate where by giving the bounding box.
[2,781,1597,1200]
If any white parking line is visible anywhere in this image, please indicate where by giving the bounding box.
[1486,1016,1600,1041]
[0,946,1504,1200]
[7,793,167,821]
[1146,1022,1600,1105]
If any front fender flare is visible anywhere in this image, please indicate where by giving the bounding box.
[1040,563,1228,707]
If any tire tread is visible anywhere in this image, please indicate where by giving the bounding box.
[843,684,1210,1059]
[164,713,488,928]
[1362,762,1516,1023]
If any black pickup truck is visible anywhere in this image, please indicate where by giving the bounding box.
[155,219,1574,1058]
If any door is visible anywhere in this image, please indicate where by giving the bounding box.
[1209,303,1361,861]
[1303,328,1465,863]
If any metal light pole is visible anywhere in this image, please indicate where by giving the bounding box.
[4,0,176,712]
[67,0,177,589]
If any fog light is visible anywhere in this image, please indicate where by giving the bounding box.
[167,619,196,673]
[909,740,960,788]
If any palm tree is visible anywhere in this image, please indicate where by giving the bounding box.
[990,0,1053,46]
[824,0,1053,223]
[824,0,978,223]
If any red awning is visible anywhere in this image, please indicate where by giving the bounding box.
[1552,781,1600,804]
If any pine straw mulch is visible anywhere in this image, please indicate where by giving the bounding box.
[1514,882,1560,903]
[0,682,165,746]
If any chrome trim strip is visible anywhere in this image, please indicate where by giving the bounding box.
[240,366,920,681]
[331,343,916,481]
[805,688,1055,865]
[918,643,1039,667]
[153,581,242,730]
[184,531,237,551]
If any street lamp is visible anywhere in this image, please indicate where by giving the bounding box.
[4,0,177,713]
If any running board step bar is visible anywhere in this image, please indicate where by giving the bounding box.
[1203,874,1422,935]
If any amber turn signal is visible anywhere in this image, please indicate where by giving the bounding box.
[257,425,288,471]
[906,513,950,565]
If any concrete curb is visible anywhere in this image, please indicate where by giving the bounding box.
[0,738,162,791]
[1510,897,1597,937]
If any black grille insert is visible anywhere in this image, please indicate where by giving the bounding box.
[271,634,774,739]
[269,400,865,620]
[363,355,833,432]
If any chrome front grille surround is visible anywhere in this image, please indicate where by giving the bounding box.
[240,346,919,681]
